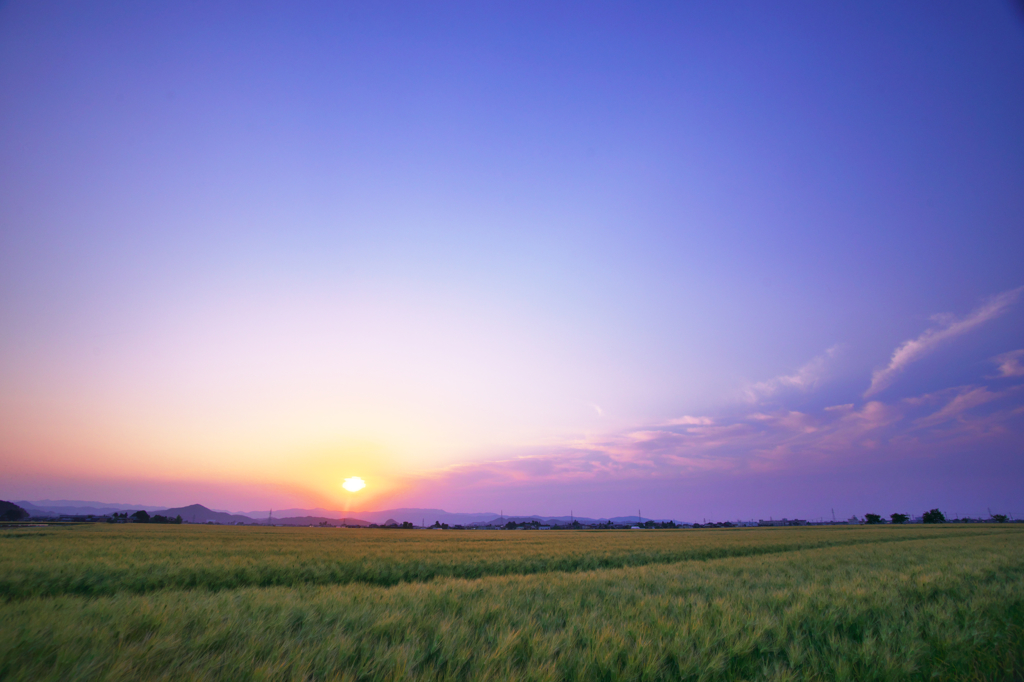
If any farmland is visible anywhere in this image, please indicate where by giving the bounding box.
[1,524,1022,681]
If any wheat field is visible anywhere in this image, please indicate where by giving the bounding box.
[1,524,1022,681]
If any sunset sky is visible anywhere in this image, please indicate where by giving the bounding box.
[2,1,1022,520]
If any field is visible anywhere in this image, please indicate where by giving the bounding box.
[1,525,1022,681]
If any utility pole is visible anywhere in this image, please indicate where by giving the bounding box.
[268,509,272,526]
[831,508,836,523]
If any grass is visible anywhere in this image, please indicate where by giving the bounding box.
[1,525,1022,680]
[0,523,1007,598]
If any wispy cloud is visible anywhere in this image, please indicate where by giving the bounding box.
[991,350,1024,378]
[865,287,1022,397]
[665,415,713,426]
[744,346,840,402]
[911,386,1005,430]
[414,381,1022,496]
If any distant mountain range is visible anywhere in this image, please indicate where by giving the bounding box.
[18,500,169,516]
[165,505,373,527]
[14,500,676,526]
[242,507,502,526]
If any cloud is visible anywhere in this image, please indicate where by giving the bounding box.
[744,345,840,402]
[911,386,1004,430]
[991,350,1024,378]
[408,377,1024,503]
[666,415,713,426]
[865,287,1022,397]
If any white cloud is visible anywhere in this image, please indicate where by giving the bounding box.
[865,287,1023,397]
[666,415,713,426]
[744,345,840,402]
[991,350,1024,378]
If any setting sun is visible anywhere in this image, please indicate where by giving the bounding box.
[342,477,366,493]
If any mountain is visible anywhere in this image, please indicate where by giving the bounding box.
[18,500,168,516]
[272,516,371,527]
[471,515,680,526]
[242,508,500,526]
[158,505,372,526]
[1,500,30,521]
[11,500,681,525]
[474,515,606,526]
[163,504,256,524]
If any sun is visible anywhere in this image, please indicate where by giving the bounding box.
[342,476,366,493]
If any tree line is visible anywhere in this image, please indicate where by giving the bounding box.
[108,511,183,524]
[864,509,1010,524]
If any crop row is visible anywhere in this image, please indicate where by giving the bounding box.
[0,524,1014,599]
[2,533,1022,681]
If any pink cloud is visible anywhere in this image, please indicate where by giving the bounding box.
[409,382,1022,500]
[911,386,1006,429]
[866,287,1022,397]
[991,350,1024,378]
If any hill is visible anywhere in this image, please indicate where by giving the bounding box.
[1,500,30,522]
[241,507,500,526]
[272,516,371,527]
[162,504,256,525]
[18,500,169,516]
[159,505,373,527]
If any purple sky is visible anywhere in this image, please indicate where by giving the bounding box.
[1,1,1022,520]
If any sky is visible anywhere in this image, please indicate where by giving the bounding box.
[1,1,1022,521]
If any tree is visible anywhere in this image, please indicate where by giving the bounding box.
[865,513,883,525]
[401,521,414,529]
[922,509,945,524]
[991,513,1008,523]
[504,520,516,530]
[890,513,909,524]
[130,510,150,523]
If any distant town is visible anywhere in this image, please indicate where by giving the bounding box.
[1,500,1017,528]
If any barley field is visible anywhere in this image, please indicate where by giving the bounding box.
[1,525,1022,681]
